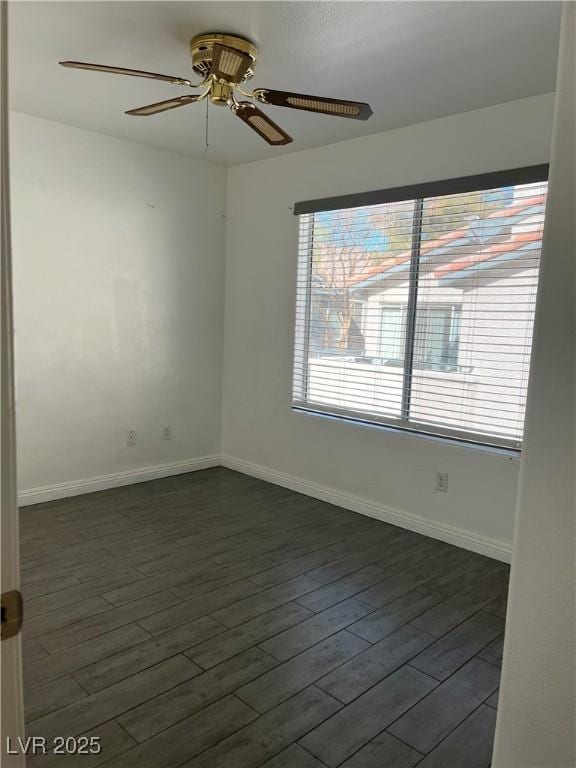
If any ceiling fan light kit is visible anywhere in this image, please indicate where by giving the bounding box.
[59,32,373,146]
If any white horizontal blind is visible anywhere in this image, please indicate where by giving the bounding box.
[293,175,548,449]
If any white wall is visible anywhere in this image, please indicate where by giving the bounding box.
[493,5,575,765]
[11,113,227,495]
[12,94,556,558]
[222,94,554,558]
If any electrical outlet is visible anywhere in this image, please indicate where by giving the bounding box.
[435,472,448,492]
[126,429,137,447]
[162,425,172,441]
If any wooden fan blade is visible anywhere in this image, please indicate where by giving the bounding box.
[59,61,191,85]
[255,89,373,120]
[126,94,201,116]
[233,102,292,145]
[210,44,252,83]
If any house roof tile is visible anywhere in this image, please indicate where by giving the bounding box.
[346,193,545,287]
[434,229,542,280]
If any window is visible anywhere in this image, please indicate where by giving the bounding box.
[379,305,405,363]
[292,167,548,449]
[379,304,462,371]
[414,304,462,373]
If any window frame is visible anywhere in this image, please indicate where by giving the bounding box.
[292,166,549,452]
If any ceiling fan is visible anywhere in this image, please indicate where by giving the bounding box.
[60,33,373,146]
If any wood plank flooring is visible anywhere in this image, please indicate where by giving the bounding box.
[20,468,508,767]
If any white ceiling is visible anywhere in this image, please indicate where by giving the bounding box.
[10,1,561,166]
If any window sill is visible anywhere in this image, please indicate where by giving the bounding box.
[291,406,521,459]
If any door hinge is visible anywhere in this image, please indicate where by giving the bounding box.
[1,590,23,640]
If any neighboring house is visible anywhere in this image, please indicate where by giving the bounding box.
[305,185,545,442]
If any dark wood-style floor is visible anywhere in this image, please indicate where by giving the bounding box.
[21,468,508,768]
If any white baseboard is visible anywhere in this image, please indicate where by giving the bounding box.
[18,455,220,507]
[221,454,512,563]
[18,452,512,563]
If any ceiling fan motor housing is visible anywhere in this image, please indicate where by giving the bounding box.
[190,33,258,81]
